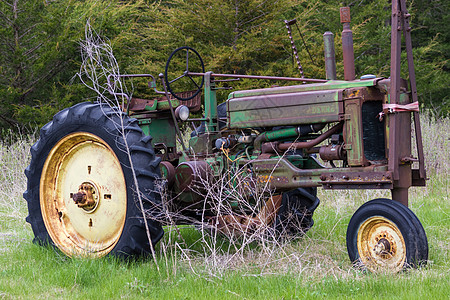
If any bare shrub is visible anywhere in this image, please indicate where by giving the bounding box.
[153,147,327,279]
[77,21,160,265]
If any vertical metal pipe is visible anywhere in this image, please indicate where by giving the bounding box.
[204,71,218,133]
[340,7,355,81]
[391,188,408,207]
[389,0,402,182]
[323,31,337,80]
[159,73,187,152]
[389,0,412,207]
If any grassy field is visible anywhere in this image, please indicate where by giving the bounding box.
[0,116,449,299]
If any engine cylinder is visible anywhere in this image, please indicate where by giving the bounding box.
[173,161,213,203]
[319,144,344,161]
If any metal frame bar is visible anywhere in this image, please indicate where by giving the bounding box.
[188,72,327,83]
[389,0,426,206]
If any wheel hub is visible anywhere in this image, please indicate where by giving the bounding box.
[40,132,127,257]
[373,237,392,256]
[72,182,99,212]
[357,216,406,272]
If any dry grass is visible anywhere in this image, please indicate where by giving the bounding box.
[0,131,34,256]
[0,131,33,220]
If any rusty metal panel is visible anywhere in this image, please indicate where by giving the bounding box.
[252,158,321,190]
[320,171,393,190]
[228,79,378,99]
[411,169,426,186]
[344,98,366,166]
[228,89,343,128]
[128,91,202,113]
[250,156,392,191]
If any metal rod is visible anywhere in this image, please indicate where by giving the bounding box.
[340,7,356,81]
[187,72,326,83]
[213,78,241,82]
[187,118,209,122]
[278,123,343,151]
[159,73,187,152]
[399,0,426,180]
[295,22,316,66]
[109,74,156,79]
[389,0,402,181]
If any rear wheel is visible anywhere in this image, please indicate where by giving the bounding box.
[274,188,320,236]
[24,102,164,257]
[214,188,319,238]
[346,198,428,272]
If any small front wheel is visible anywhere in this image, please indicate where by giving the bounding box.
[346,198,428,272]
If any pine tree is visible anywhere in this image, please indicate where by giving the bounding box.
[0,0,146,130]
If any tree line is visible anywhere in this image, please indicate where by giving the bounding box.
[0,0,448,132]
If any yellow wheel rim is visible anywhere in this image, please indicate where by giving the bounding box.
[357,216,406,272]
[40,132,127,257]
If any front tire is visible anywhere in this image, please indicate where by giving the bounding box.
[346,198,428,272]
[24,102,164,257]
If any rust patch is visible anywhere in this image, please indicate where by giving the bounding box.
[213,194,283,236]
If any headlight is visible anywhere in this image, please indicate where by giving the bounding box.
[175,105,189,121]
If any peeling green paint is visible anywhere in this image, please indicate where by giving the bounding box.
[228,78,380,99]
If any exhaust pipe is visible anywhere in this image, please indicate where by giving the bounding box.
[323,31,337,80]
[340,7,355,81]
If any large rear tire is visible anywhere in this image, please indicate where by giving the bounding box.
[24,102,164,258]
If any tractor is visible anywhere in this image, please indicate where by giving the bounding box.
[24,1,428,272]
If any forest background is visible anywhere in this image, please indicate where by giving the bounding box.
[0,0,448,132]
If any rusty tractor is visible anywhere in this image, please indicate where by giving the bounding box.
[25,1,428,272]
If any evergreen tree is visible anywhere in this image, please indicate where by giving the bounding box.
[0,0,146,131]
[0,0,51,127]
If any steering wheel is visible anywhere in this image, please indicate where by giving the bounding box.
[164,46,205,101]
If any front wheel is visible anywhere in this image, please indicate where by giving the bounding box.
[346,198,428,272]
[24,102,164,258]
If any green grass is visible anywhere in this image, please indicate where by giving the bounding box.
[0,117,449,299]
[0,225,448,299]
